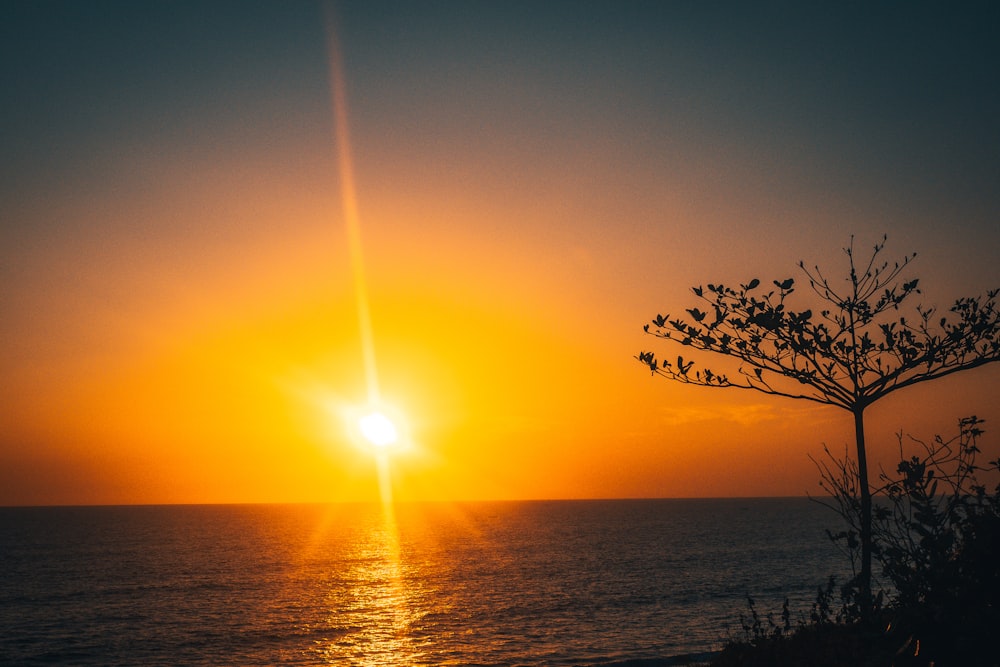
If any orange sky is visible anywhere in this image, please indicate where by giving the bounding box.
[2,2,999,505]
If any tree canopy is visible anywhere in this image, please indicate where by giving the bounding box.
[639,236,1000,413]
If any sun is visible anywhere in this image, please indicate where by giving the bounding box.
[332,400,410,456]
[358,410,398,448]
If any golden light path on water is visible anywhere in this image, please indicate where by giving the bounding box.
[317,9,416,665]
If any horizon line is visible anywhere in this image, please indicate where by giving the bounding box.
[0,495,819,510]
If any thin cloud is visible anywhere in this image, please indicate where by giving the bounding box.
[655,402,829,427]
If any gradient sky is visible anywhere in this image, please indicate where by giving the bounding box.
[2,1,999,505]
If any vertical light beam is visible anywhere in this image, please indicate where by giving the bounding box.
[325,7,380,406]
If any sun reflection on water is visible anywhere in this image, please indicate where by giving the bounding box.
[310,506,424,665]
[307,456,430,666]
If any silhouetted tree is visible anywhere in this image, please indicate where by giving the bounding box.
[638,236,1000,618]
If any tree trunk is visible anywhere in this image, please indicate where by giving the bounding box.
[853,407,873,620]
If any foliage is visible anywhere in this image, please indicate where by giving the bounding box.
[816,416,1000,665]
[717,417,1000,666]
[737,595,792,645]
[713,620,897,667]
[638,236,999,405]
[639,235,1000,614]
[714,588,897,667]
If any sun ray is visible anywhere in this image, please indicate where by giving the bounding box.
[324,4,380,408]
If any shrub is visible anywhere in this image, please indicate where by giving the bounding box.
[715,417,1000,666]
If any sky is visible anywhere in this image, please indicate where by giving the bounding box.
[2,0,999,506]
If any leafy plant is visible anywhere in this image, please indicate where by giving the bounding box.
[715,418,999,666]
[737,595,792,646]
[813,416,1000,665]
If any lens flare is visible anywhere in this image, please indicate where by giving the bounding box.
[324,4,411,482]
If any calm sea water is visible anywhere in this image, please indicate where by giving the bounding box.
[0,499,847,666]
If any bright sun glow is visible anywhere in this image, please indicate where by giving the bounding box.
[358,411,399,448]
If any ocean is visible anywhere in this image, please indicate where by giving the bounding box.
[0,499,848,666]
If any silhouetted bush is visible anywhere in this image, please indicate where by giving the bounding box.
[713,417,1000,666]
[870,416,1000,665]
